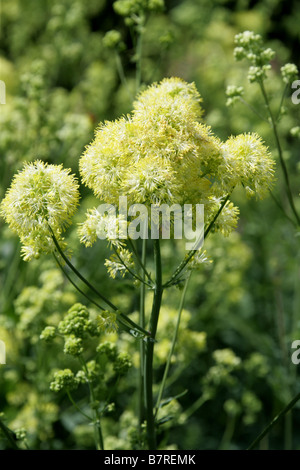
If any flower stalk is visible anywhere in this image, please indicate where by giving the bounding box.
[145,239,163,450]
[138,238,147,436]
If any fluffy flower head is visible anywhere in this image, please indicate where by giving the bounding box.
[79,78,220,208]
[0,160,79,260]
[222,133,275,198]
[79,78,275,245]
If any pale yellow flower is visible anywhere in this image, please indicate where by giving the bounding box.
[78,78,275,245]
[0,160,79,260]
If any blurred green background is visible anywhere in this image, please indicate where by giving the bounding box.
[0,0,300,450]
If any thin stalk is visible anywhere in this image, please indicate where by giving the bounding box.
[259,80,300,226]
[53,253,105,311]
[138,238,147,436]
[269,190,297,227]
[127,238,152,284]
[51,232,150,337]
[104,375,120,411]
[164,194,231,288]
[118,312,150,338]
[247,391,300,450]
[67,391,93,421]
[219,414,236,450]
[154,271,192,417]
[79,356,104,451]
[0,418,19,450]
[203,194,231,238]
[184,395,210,420]
[158,362,187,391]
[112,245,152,287]
[239,97,269,123]
[114,50,132,101]
[284,412,292,451]
[1,242,20,309]
[274,288,294,450]
[50,229,118,311]
[275,84,288,122]
[135,20,144,92]
[145,239,163,450]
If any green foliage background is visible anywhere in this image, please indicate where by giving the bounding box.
[0,0,300,450]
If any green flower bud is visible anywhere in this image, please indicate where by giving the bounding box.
[247,65,270,83]
[225,85,244,107]
[235,31,262,48]
[40,326,56,342]
[84,319,101,337]
[96,341,117,360]
[106,402,116,413]
[15,428,27,441]
[234,31,275,67]
[63,336,83,356]
[68,303,90,318]
[50,369,79,392]
[113,352,132,375]
[148,0,164,10]
[103,30,125,50]
[86,360,101,380]
[58,304,91,338]
[261,48,275,63]
[281,63,299,84]
[224,399,241,417]
[76,370,87,384]
[213,348,241,368]
[234,46,246,61]
[58,316,86,338]
[113,0,164,17]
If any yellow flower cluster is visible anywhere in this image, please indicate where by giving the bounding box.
[79,77,274,243]
[222,133,275,199]
[0,160,79,260]
[0,78,275,257]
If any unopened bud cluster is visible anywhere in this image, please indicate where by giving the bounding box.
[234,31,275,83]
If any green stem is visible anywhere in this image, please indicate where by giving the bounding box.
[50,229,118,312]
[247,391,300,450]
[67,391,93,421]
[164,194,231,288]
[275,84,288,122]
[105,375,120,410]
[135,20,144,92]
[184,395,210,420]
[138,238,147,437]
[155,271,192,417]
[127,238,152,284]
[51,234,150,338]
[1,242,21,310]
[53,253,105,311]
[219,414,236,450]
[114,50,132,100]
[259,80,300,226]
[145,239,163,450]
[79,356,104,451]
[269,190,297,227]
[118,312,150,338]
[284,412,292,451]
[0,418,19,450]
[112,245,152,287]
[239,97,268,123]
